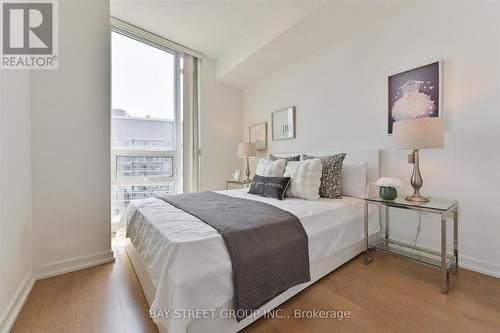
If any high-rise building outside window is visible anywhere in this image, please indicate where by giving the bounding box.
[111,31,183,224]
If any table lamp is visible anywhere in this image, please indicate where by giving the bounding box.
[392,117,444,203]
[238,142,256,183]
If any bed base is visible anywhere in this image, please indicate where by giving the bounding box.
[125,235,376,333]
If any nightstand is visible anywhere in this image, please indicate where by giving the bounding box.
[226,180,251,190]
[364,195,458,294]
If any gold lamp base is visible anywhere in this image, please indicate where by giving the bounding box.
[405,149,430,203]
[405,194,430,203]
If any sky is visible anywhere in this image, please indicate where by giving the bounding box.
[112,32,175,120]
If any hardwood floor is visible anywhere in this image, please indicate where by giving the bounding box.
[12,243,500,333]
[11,241,158,333]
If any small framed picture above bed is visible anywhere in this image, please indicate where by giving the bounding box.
[272,106,295,141]
[249,122,267,151]
[388,61,442,134]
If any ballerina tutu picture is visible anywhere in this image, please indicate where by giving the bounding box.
[392,81,436,121]
[388,61,441,134]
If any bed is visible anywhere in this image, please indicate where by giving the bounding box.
[121,149,381,333]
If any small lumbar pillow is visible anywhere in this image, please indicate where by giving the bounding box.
[303,153,346,199]
[248,175,291,200]
[255,158,287,177]
[269,154,300,162]
[284,159,323,200]
[342,161,369,198]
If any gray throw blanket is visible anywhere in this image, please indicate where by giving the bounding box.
[158,191,310,321]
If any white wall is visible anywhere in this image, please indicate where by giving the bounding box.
[0,0,241,328]
[243,0,500,276]
[0,71,33,331]
[200,58,243,191]
[27,1,240,273]
[31,0,113,274]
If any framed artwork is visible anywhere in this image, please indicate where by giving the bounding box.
[272,106,295,141]
[388,61,442,134]
[231,169,241,181]
[249,122,267,151]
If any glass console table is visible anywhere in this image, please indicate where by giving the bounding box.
[225,180,251,190]
[364,195,458,294]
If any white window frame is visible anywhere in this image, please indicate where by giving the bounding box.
[110,17,203,59]
[110,26,183,192]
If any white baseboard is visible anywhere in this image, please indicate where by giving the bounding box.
[0,251,115,332]
[0,271,35,333]
[388,236,500,278]
[459,254,500,278]
[35,250,115,280]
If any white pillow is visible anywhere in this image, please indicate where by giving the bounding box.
[284,159,322,200]
[341,161,369,198]
[255,159,286,177]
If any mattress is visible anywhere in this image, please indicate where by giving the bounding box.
[121,189,379,333]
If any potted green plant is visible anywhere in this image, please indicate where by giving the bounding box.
[374,177,402,200]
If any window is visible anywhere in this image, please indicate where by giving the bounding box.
[115,156,173,178]
[111,30,183,222]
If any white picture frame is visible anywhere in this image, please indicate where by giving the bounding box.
[231,169,241,181]
[249,122,267,151]
[272,106,295,141]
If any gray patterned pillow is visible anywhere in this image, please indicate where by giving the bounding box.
[302,153,346,199]
[269,154,300,162]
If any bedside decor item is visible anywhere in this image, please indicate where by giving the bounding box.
[248,175,292,200]
[374,177,402,200]
[238,143,257,183]
[231,169,241,181]
[272,106,295,141]
[388,61,441,134]
[393,117,444,202]
[249,122,267,151]
[379,187,397,200]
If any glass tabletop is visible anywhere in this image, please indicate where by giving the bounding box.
[365,195,458,211]
[226,180,252,185]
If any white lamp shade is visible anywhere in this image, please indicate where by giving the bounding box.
[393,117,444,150]
[237,142,256,158]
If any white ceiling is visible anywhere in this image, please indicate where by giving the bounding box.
[110,0,326,59]
[111,0,415,88]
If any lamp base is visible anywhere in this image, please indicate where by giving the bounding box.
[405,194,429,203]
[405,149,429,203]
[244,157,252,183]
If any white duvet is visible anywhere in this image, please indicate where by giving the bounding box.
[120,189,379,333]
